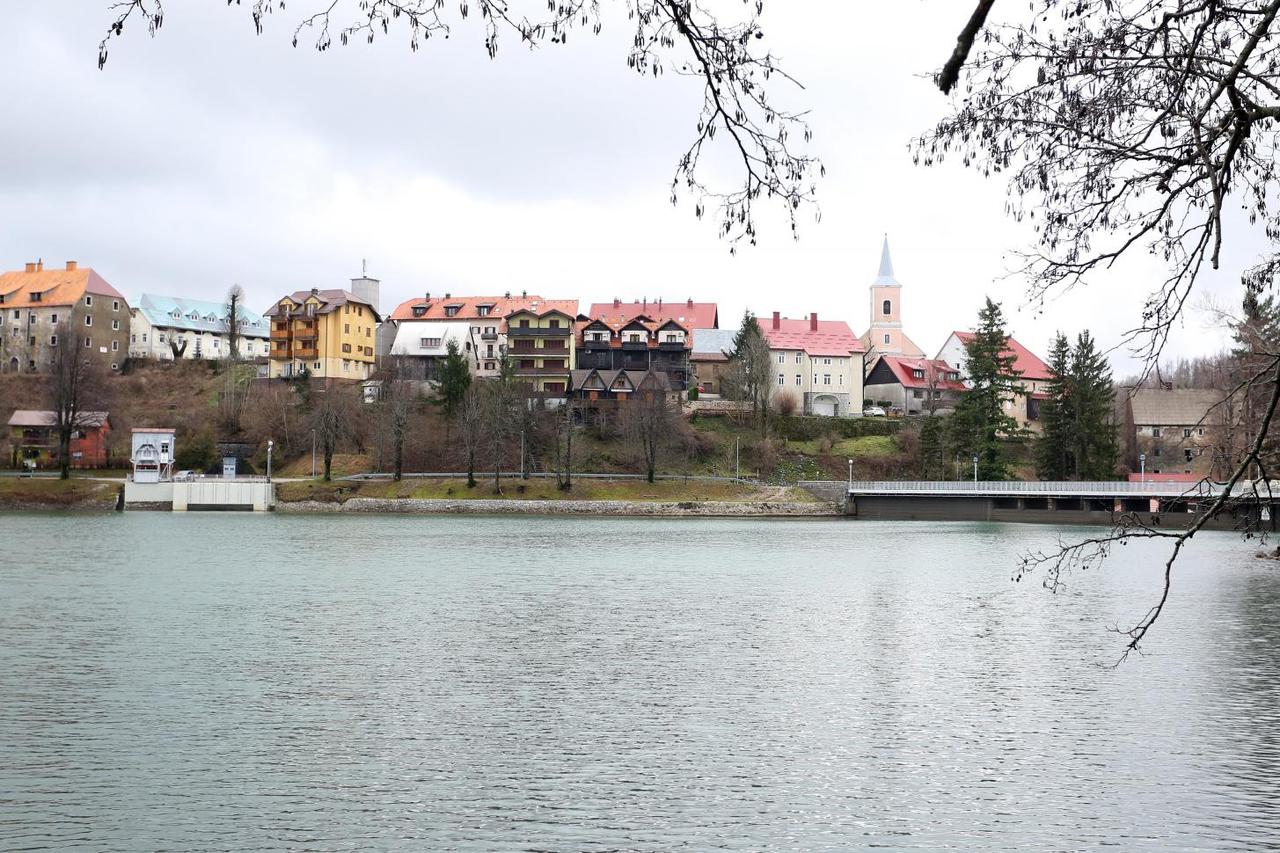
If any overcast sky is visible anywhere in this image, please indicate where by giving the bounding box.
[0,2,1255,375]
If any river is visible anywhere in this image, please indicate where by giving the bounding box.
[1,514,1278,851]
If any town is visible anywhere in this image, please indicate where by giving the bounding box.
[1,235,1262,515]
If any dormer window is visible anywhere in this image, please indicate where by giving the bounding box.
[477,305,492,316]
[444,305,460,317]
[30,291,41,302]
[912,369,925,380]
[411,306,426,317]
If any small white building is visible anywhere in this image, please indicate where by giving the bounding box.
[130,294,272,361]
[131,428,176,483]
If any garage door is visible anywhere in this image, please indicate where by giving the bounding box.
[811,396,837,416]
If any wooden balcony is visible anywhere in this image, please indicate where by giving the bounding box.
[293,347,319,359]
[507,326,571,338]
[514,365,570,376]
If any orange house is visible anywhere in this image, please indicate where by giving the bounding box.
[7,409,112,469]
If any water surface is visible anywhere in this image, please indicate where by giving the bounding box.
[1,514,1278,851]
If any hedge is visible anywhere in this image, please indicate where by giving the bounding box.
[773,415,907,441]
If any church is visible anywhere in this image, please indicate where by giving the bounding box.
[858,236,925,367]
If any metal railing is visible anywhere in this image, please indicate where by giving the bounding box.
[824,479,1254,498]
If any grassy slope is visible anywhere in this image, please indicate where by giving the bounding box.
[277,477,819,504]
[0,478,120,509]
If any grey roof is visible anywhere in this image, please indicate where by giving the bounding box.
[135,293,270,337]
[691,327,738,358]
[570,369,671,392]
[1128,389,1225,426]
[8,409,109,428]
[874,234,899,286]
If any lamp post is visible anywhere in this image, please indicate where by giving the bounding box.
[972,455,979,484]
[311,428,317,478]
[266,439,274,482]
[734,437,740,482]
[848,458,853,491]
[1140,453,1146,484]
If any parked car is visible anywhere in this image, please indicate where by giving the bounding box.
[173,470,195,482]
[863,405,887,417]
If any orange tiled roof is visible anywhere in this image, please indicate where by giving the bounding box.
[388,293,578,325]
[575,315,691,350]
[587,299,718,329]
[0,262,125,310]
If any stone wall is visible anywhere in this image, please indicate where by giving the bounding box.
[277,497,839,517]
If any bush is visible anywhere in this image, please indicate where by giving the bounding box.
[176,431,216,473]
[773,415,901,441]
[687,387,700,401]
[775,389,799,416]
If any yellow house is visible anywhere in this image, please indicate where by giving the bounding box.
[266,288,380,380]
[505,305,576,394]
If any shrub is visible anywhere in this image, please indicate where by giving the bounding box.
[775,389,799,416]
[687,387,700,401]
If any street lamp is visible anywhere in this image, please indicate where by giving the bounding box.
[266,439,274,482]
[311,428,317,478]
[972,455,979,483]
[848,458,853,491]
[1140,453,1146,484]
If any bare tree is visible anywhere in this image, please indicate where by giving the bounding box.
[625,380,677,483]
[722,311,774,435]
[98,0,820,246]
[459,383,484,489]
[168,337,188,359]
[924,1,1280,655]
[377,356,414,481]
[224,284,246,362]
[556,399,576,491]
[47,321,106,480]
[486,357,521,493]
[308,384,355,481]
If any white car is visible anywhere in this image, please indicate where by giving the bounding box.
[863,406,887,417]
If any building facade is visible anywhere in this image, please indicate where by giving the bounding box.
[0,261,130,373]
[575,316,692,391]
[936,331,1052,430]
[1123,388,1225,478]
[384,293,577,380]
[761,312,866,417]
[587,298,719,331]
[859,237,925,366]
[265,288,380,380]
[130,294,271,361]
[7,409,112,469]
[864,356,966,415]
[506,306,576,394]
[690,327,737,396]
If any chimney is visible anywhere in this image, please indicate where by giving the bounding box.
[772,311,780,330]
[24,262,35,273]
[310,287,319,296]
[425,292,431,302]
[65,261,77,271]
[522,290,527,298]
[36,259,43,272]
[445,292,451,299]
[613,297,621,308]
[809,312,818,331]
[505,291,511,299]
[687,298,693,308]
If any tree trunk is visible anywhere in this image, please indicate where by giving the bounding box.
[58,428,71,480]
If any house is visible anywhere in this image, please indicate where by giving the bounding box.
[575,315,692,390]
[130,294,272,361]
[1123,388,1225,479]
[130,427,176,483]
[265,287,381,380]
[506,305,577,395]
[761,311,866,417]
[858,236,926,366]
[864,356,966,415]
[383,292,576,380]
[936,331,1052,429]
[690,327,738,396]
[0,260,130,373]
[7,409,112,470]
[568,368,673,403]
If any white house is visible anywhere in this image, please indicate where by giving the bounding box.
[130,294,272,361]
[760,311,866,417]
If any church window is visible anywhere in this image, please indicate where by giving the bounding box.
[882,299,892,315]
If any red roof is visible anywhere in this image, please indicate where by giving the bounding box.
[761,315,865,357]
[576,316,690,350]
[880,356,966,391]
[388,294,578,324]
[587,299,718,329]
[952,331,1052,381]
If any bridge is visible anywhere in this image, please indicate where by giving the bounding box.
[799,480,1277,529]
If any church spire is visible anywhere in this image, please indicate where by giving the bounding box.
[875,234,898,285]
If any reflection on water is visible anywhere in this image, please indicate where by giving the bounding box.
[1,514,1278,851]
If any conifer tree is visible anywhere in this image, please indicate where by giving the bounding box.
[1069,331,1117,480]
[949,298,1021,480]
[723,311,773,436]
[1035,333,1073,480]
[438,338,472,419]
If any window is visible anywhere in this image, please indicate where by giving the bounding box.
[1154,448,1162,457]
[549,319,560,328]
[84,337,92,348]
[778,353,785,364]
[665,334,679,343]
[913,389,923,399]
[342,360,350,372]
[84,295,93,307]
[112,300,120,311]
[823,374,831,385]
[28,313,35,324]
[111,319,120,331]
[344,324,350,333]
[1183,428,1192,438]
[912,369,925,380]
[159,333,166,343]
[883,299,892,315]
[777,374,785,386]
[131,334,136,343]
[1152,428,1161,437]
[485,361,495,370]
[444,305,460,317]
[142,334,147,343]
[796,353,803,363]
[111,363,118,371]
[883,334,891,345]
[411,306,426,318]
[314,362,322,370]
[50,314,58,324]
[795,374,802,386]
[823,358,831,365]
[84,316,92,327]
[477,305,492,316]
[1184,449,1195,462]
[839,375,844,385]
[421,337,442,348]
[111,341,119,351]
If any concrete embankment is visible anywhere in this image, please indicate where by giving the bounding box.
[276,497,840,517]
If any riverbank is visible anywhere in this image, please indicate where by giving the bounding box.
[0,478,121,511]
[274,478,839,517]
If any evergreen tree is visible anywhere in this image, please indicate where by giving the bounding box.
[949,298,1021,479]
[1035,333,1074,480]
[1069,331,1118,480]
[438,339,472,419]
[1230,290,1280,478]
[723,310,773,436]
[919,414,950,479]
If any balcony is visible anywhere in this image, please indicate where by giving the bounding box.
[480,331,499,341]
[293,347,318,359]
[621,340,649,351]
[658,340,689,350]
[583,337,613,349]
[513,365,570,376]
[507,326,571,338]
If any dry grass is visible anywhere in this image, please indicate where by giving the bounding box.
[276,477,790,504]
[0,478,120,509]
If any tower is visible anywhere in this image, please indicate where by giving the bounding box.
[861,235,923,360]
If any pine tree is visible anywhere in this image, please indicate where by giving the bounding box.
[1230,291,1280,478]
[919,414,950,479]
[1035,332,1073,480]
[723,310,773,436]
[949,298,1021,480]
[438,338,472,419]
[1069,331,1117,480]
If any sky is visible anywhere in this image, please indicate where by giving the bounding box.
[0,1,1257,375]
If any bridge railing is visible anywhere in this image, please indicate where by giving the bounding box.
[826,479,1258,498]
